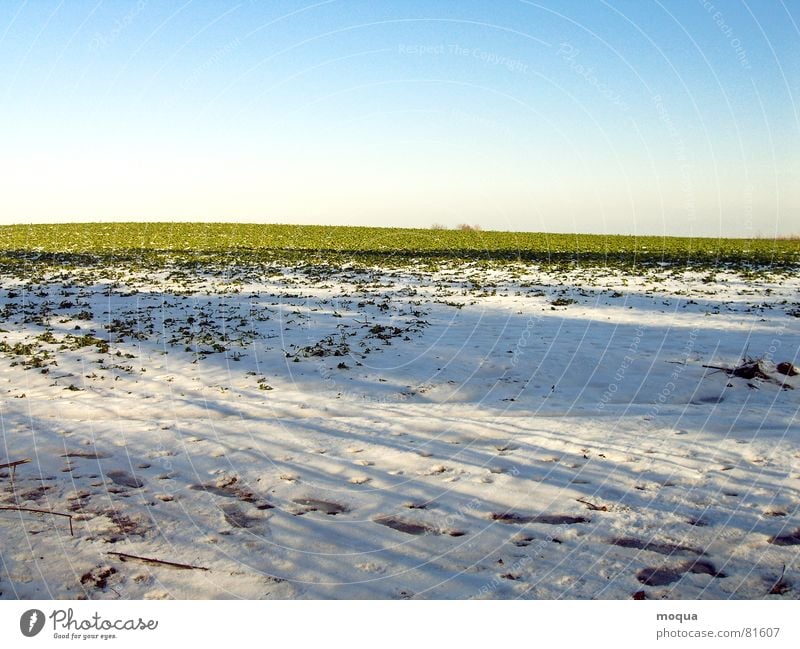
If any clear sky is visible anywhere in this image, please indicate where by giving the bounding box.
[1,0,797,236]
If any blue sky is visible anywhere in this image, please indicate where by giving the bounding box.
[1,0,797,236]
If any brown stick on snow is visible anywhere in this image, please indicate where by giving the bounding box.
[0,459,32,470]
[0,505,74,536]
[703,361,775,381]
[107,551,209,571]
[0,458,32,480]
[575,498,608,512]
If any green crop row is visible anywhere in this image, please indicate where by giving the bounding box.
[0,222,797,269]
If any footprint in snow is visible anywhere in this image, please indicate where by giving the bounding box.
[190,476,273,510]
[636,566,684,587]
[490,512,589,525]
[610,538,704,556]
[373,517,434,535]
[691,394,726,405]
[686,516,709,527]
[637,559,726,586]
[292,498,348,515]
[768,528,800,545]
[763,510,787,518]
[374,515,465,537]
[80,566,117,591]
[105,470,144,489]
[221,504,261,529]
[61,450,111,460]
[495,443,518,454]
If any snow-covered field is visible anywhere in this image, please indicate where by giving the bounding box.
[1,260,798,599]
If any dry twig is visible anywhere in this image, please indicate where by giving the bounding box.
[575,498,608,512]
[0,505,74,535]
[107,551,209,571]
[0,458,32,480]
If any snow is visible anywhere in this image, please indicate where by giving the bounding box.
[0,260,797,599]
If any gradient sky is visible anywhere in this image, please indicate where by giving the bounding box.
[1,0,797,236]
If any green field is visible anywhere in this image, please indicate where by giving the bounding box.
[0,222,798,269]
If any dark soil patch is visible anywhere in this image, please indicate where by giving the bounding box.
[637,559,725,587]
[80,566,116,590]
[190,484,237,497]
[769,577,792,595]
[533,514,589,525]
[191,477,273,509]
[62,451,111,460]
[491,512,531,523]
[776,362,798,376]
[692,395,725,405]
[293,498,347,515]
[611,537,704,556]
[221,504,259,529]
[17,486,54,503]
[374,516,437,535]
[105,470,144,489]
[684,559,726,578]
[491,512,589,525]
[768,528,800,546]
[104,509,148,542]
[686,517,708,527]
[636,566,684,586]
